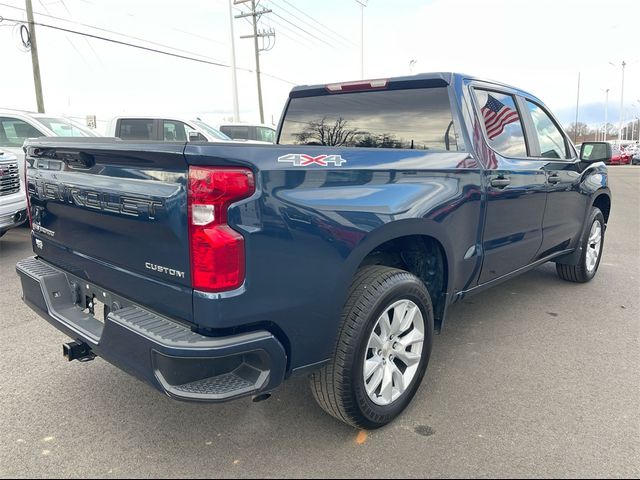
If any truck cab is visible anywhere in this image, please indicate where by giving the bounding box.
[106,116,232,143]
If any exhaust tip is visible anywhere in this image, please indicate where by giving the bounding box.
[252,393,271,403]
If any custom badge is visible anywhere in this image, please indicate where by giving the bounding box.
[278,154,346,167]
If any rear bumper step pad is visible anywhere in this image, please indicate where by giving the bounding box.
[16,256,287,402]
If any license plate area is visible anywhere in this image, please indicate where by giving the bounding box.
[84,295,109,323]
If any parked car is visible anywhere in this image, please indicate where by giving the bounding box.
[216,122,276,143]
[0,150,27,238]
[106,116,232,142]
[632,152,640,165]
[610,145,631,165]
[17,73,612,429]
[0,109,100,176]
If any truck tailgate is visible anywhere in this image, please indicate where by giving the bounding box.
[25,139,193,323]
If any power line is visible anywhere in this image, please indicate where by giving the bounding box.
[36,0,98,67]
[263,14,315,48]
[269,0,352,48]
[277,0,355,46]
[0,15,298,85]
[269,9,337,50]
[48,0,229,46]
[246,5,315,48]
[235,2,320,50]
[0,2,227,62]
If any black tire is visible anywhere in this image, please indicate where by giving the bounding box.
[310,266,434,429]
[0,231,5,238]
[556,207,605,283]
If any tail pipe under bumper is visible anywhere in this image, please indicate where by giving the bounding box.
[16,256,287,403]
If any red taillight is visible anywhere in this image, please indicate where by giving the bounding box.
[188,166,255,292]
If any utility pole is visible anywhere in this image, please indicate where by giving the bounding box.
[235,0,274,124]
[356,0,368,79]
[25,0,45,112]
[228,0,240,122]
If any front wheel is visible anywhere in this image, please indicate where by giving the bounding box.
[556,207,605,283]
[310,266,434,429]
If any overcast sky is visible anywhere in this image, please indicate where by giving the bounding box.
[1,0,639,132]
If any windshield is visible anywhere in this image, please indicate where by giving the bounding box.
[279,87,459,151]
[37,117,97,137]
[192,120,231,140]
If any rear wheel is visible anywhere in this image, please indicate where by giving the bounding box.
[556,207,605,283]
[310,266,434,429]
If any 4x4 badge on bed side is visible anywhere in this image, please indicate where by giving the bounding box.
[278,154,346,167]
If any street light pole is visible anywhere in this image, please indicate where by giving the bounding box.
[355,0,368,79]
[228,0,240,122]
[616,61,626,148]
[603,88,609,142]
[574,72,580,144]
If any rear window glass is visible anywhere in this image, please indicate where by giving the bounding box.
[279,87,459,151]
[118,119,154,140]
[221,126,250,140]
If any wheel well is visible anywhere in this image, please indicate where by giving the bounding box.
[359,235,448,332]
[593,194,611,224]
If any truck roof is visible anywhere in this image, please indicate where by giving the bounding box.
[290,72,540,102]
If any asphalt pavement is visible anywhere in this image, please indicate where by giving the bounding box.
[0,167,638,479]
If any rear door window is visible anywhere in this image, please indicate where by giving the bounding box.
[118,119,154,140]
[279,87,459,151]
[473,89,528,158]
[0,117,44,147]
[257,126,276,143]
[525,101,569,159]
[163,120,193,142]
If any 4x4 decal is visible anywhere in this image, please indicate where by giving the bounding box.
[278,154,346,167]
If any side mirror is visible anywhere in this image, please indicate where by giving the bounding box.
[580,142,612,163]
[188,131,207,142]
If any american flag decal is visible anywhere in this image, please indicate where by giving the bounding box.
[278,154,346,167]
[482,94,520,140]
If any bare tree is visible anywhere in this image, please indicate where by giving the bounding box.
[565,122,592,138]
[295,117,365,146]
[357,133,403,148]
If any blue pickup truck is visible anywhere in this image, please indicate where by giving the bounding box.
[17,73,612,428]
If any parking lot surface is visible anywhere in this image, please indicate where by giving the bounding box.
[0,167,638,479]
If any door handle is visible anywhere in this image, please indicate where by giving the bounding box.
[490,176,511,188]
[548,174,561,184]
